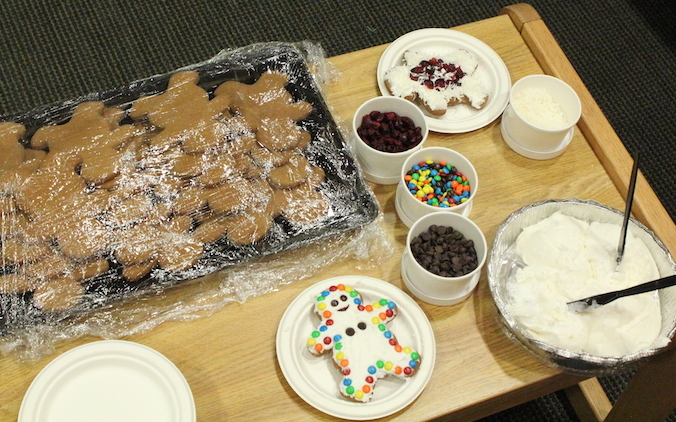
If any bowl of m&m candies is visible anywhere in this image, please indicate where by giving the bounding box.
[395,147,478,227]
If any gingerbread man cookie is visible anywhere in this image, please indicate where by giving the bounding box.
[14,152,112,259]
[214,71,312,131]
[307,284,421,402]
[0,122,27,170]
[0,123,47,198]
[30,101,137,185]
[384,49,488,116]
[129,71,234,153]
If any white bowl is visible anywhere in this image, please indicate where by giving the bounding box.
[401,212,487,306]
[501,75,580,158]
[395,147,478,227]
[488,198,676,375]
[352,96,428,184]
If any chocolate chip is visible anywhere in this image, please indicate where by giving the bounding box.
[409,224,478,277]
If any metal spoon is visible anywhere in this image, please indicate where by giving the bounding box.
[567,274,676,312]
[616,153,639,264]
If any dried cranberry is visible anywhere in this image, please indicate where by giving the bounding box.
[409,58,465,91]
[357,110,423,153]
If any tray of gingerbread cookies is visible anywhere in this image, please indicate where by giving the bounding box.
[0,42,379,334]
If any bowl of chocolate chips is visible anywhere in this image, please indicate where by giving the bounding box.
[352,96,428,184]
[400,212,487,306]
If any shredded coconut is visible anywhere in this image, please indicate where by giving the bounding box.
[512,87,567,129]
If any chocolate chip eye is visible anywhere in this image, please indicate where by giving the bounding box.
[331,300,339,307]
[340,295,347,302]
[357,322,366,330]
[346,327,355,336]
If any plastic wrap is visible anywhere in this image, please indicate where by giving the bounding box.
[488,198,676,376]
[0,42,391,360]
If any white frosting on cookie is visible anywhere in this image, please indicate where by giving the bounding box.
[384,49,488,114]
[307,284,421,402]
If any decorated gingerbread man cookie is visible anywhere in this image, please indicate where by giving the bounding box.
[384,49,489,116]
[307,283,421,402]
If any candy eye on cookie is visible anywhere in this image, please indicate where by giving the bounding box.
[330,293,350,311]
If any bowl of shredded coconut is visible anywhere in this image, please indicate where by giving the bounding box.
[488,198,676,375]
[500,75,581,160]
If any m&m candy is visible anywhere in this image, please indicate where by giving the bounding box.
[404,160,470,207]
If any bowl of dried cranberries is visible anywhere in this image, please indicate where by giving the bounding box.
[352,96,428,185]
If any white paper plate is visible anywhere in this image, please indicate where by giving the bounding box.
[19,340,195,422]
[377,28,511,133]
[276,275,436,420]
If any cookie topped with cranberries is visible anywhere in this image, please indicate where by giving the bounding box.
[384,49,489,116]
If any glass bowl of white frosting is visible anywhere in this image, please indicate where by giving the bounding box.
[488,198,676,375]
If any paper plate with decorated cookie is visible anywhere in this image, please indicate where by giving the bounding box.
[377,28,511,133]
[276,275,436,420]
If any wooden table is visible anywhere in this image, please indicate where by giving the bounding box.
[2,4,676,422]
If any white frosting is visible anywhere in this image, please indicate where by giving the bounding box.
[506,211,665,357]
[307,284,421,402]
[384,49,488,113]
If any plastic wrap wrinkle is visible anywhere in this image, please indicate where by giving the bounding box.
[0,41,388,361]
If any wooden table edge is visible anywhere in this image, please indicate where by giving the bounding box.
[500,4,676,422]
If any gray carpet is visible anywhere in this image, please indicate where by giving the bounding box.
[1,1,675,420]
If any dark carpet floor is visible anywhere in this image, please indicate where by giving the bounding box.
[1,1,675,420]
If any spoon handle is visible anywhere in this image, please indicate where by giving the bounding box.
[568,274,676,312]
[597,274,676,305]
[617,153,640,263]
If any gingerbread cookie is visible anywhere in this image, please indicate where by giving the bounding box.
[13,152,112,259]
[32,274,84,312]
[23,251,73,280]
[0,123,47,197]
[121,259,157,282]
[307,284,421,402]
[31,101,137,184]
[267,154,311,189]
[271,166,328,226]
[72,257,110,281]
[0,273,44,294]
[1,237,51,265]
[171,184,209,216]
[113,214,202,273]
[0,122,27,170]
[214,71,312,131]
[129,71,234,153]
[384,49,489,116]
[222,207,273,245]
[256,117,311,152]
[191,214,230,244]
